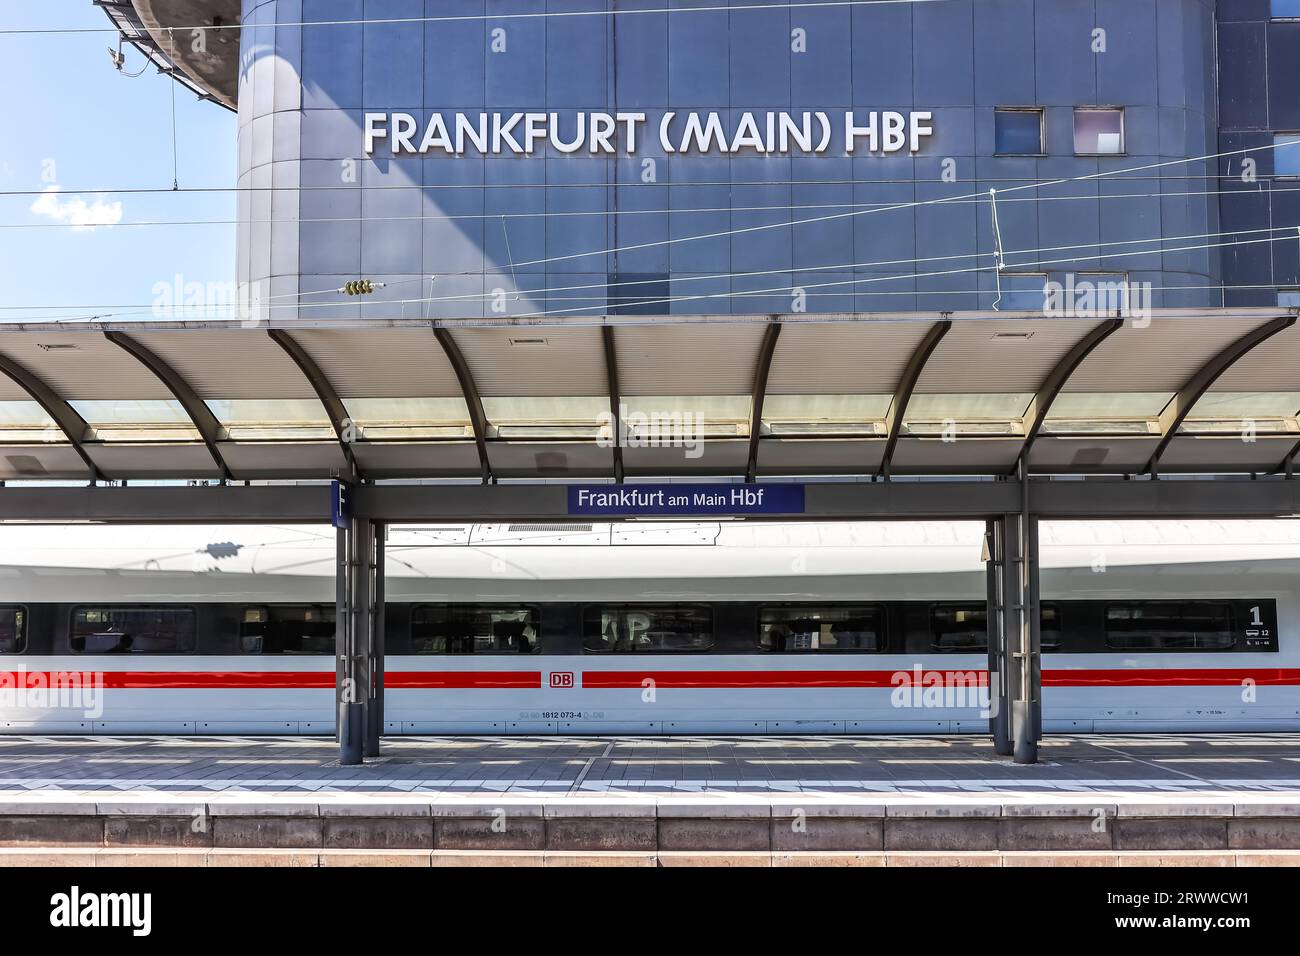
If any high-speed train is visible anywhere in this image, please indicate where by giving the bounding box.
[0,519,1297,735]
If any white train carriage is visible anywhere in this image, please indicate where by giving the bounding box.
[0,520,1296,735]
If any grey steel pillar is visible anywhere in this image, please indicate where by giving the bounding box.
[985,518,1012,755]
[365,522,385,758]
[1009,463,1041,764]
[335,518,375,765]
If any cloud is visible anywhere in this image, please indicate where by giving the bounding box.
[29,186,123,230]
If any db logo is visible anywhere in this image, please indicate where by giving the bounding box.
[549,672,575,689]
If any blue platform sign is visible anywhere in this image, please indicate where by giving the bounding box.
[331,480,352,529]
[568,483,805,517]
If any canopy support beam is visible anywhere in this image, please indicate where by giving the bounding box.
[103,331,232,481]
[267,329,358,483]
[432,326,493,485]
[0,352,103,481]
[745,321,782,483]
[878,320,950,480]
[1145,316,1295,478]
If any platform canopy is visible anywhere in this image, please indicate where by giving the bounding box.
[1,310,1298,484]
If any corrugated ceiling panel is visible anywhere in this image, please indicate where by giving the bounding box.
[0,334,172,401]
[451,327,606,396]
[130,331,317,399]
[914,319,1098,394]
[1062,318,1271,392]
[289,329,462,398]
[1206,324,1300,392]
[616,323,767,395]
[766,321,933,394]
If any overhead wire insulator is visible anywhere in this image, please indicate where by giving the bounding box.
[342,279,377,296]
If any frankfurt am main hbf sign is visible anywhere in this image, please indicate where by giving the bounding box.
[363,110,935,156]
[568,484,806,517]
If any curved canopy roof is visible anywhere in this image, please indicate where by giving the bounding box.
[1,310,1298,483]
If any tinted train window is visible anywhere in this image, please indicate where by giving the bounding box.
[1041,603,1062,651]
[241,605,334,654]
[583,606,713,653]
[759,606,884,652]
[0,607,25,654]
[411,606,539,654]
[1105,602,1235,651]
[70,607,196,654]
[930,603,1061,652]
[931,604,987,652]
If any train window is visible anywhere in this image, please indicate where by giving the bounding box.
[1105,602,1235,651]
[70,607,196,654]
[0,607,25,654]
[930,604,987,652]
[410,606,540,654]
[240,605,335,654]
[1041,603,1062,651]
[930,603,1061,652]
[583,605,713,653]
[758,606,884,652]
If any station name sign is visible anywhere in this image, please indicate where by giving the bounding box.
[363,110,933,157]
[567,483,806,517]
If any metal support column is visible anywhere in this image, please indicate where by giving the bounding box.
[1009,461,1041,764]
[985,518,1011,756]
[365,522,386,758]
[335,518,375,765]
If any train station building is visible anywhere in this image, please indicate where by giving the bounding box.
[3,0,1300,772]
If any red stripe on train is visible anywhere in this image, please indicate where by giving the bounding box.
[0,671,541,689]
[580,668,1300,689]
[4,669,1300,689]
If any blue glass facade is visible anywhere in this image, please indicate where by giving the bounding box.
[237,0,1225,319]
[1216,0,1300,306]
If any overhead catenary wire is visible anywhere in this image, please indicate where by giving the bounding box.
[519,232,1300,318]
[0,1,1000,36]
[0,184,1288,230]
[0,172,1294,200]
[6,223,1296,318]
[16,228,1298,324]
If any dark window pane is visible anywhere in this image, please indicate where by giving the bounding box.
[994,109,1042,155]
[607,273,670,315]
[1275,134,1300,177]
[930,603,987,652]
[1040,603,1061,651]
[411,606,539,654]
[583,605,713,653]
[1074,108,1124,154]
[70,607,196,654]
[240,605,335,654]
[758,605,884,652]
[1105,602,1235,651]
[0,607,25,654]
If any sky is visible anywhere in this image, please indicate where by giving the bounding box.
[0,3,237,324]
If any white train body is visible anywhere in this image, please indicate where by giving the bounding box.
[1,520,1297,735]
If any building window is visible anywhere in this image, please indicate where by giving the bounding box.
[994,108,1044,156]
[758,605,885,652]
[70,607,196,654]
[1275,134,1300,178]
[583,605,713,653]
[240,605,335,654]
[997,273,1049,311]
[0,607,25,654]
[1272,0,1300,19]
[1104,602,1235,651]
[1074,108,1124,155]
[1280,289,1300,308]
[410,606,540,654]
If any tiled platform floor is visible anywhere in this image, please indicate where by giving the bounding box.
[2,733,1300,800]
